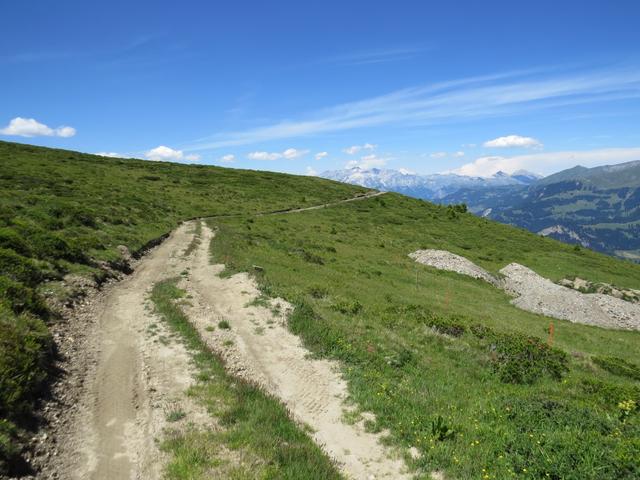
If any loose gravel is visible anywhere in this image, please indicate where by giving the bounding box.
[410,250,640,331]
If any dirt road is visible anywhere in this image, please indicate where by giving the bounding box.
[48,191,411,479]
[54,224,211,479]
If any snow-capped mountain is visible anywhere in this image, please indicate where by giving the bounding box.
[320,167,542,200]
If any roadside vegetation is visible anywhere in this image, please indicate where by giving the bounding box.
[209,192,640,479]
[0,140,364,474]
[150,278,342,479]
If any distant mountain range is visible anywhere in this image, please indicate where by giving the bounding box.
[321,161,640,261]
[321,167,542,200]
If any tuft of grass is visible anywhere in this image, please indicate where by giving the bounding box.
[218,320,230,330]
[593,356,640,381]
[150,278,342,479]
[166,409,187,422]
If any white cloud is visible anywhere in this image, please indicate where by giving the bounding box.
[343,143,376,155]
[55,126,76,138]
[452,147,640,177]
[346,153,387,169]
[248,148,308,160]
[453,151,465,157]
[282,148,309,159]
[0,117,76,138]
[483,134,543,149]
[305,166,318,176]
[219,154,235,163]
[145,145,187,162]
[315,151,328,160]
[430,151,447,159]
[185,153,201,162]
[186,66,640,150]
[95,152,124,158]
[248,151,282,160]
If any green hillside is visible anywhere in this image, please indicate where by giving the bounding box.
[0,140,365,473]
[1,141,639,478]
[209,194,640,479]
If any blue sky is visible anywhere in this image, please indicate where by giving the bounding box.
[2,0,640,177]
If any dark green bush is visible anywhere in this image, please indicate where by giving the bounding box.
[0,418,19,475]
[470,323,493,338]
[472,325,569,384]
[70,210,98,228]
[0,228,31,257]
[593,356,640,381]
[385,347,414,368]
[0,307,52,417]
[426,315,466,337]
[332,299,363,315]
[0,248,43,287]
[29,231,86,262]
[308,285,329,299]
[297,249,324,265]
[0,276,49,317]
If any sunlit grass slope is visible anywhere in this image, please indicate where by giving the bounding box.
[210,193,640,479]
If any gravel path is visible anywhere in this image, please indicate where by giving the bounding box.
[410,249,640,331]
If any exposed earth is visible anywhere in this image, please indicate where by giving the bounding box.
[410,249,640,331]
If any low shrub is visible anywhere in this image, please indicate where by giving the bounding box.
[0,248,43,287]
[0,276,49,317]
[331,299,363,315]
[0,307,52,418]
[0,228,31,257]
[472,325,569,384]
[297,249,325,265]
[426,315,466,337]
[308,285,329,299]
[0,419,19,475]
[593,356,640,381]
[385,347,414,369]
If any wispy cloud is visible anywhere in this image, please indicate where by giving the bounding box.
[322,46,427,66]
[345,153,392,169]
[343,143,376,155]
[186,65,640,151]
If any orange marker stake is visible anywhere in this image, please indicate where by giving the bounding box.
[548,322,555,347]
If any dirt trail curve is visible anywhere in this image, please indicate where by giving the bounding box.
[50,190,412,480]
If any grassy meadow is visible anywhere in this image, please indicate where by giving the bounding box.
[209,192,640,479]
[0,140,364,474]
